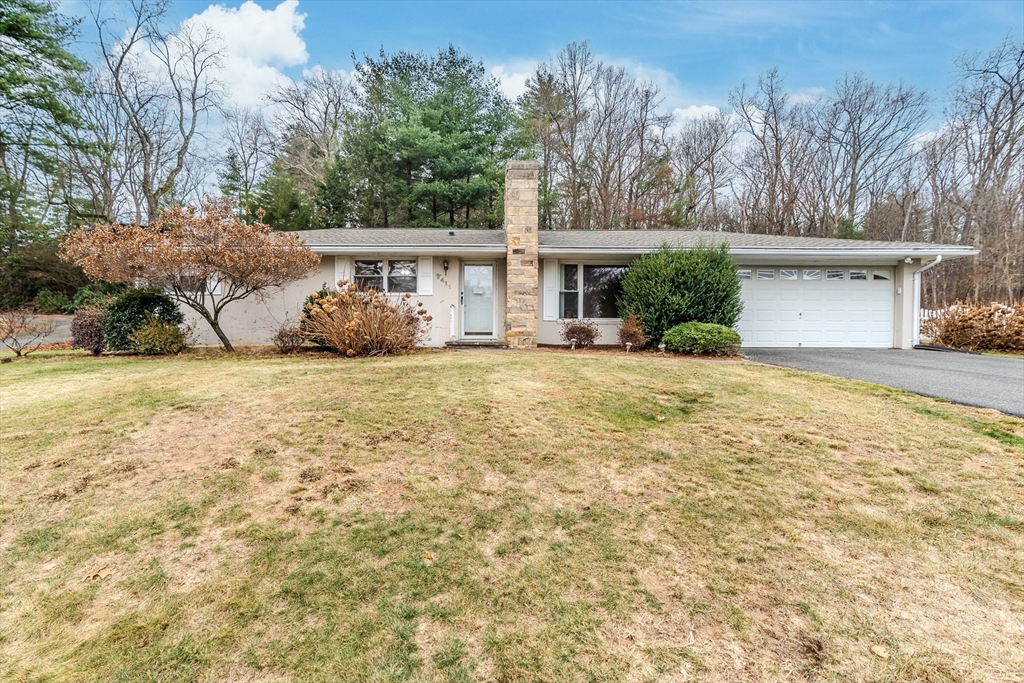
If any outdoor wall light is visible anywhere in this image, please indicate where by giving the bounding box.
[442,259,449,274]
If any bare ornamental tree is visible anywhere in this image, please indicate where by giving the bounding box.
[60,197,321,352]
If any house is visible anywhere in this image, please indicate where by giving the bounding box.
[189,161,977,349]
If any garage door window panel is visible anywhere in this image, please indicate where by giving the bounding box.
[826,270,845,281]
[803,269,821,280]
[757,269,775,280]
[850,270,868,281]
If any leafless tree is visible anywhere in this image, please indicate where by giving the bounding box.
[269,67,352,191]
[221,107,275,203]
[523,42,679,230]
[93,0,223,224]
[669,111,735,228]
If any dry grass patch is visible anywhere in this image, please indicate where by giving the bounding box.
[1,351,1022,682]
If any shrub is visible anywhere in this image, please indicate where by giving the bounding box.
[33,289,71,314]
[301,281,431,357]
[71,308,106,355]
[273,321,305,354]
[102,288,183,352]
[619,242,742,344]
[559,318,599,348]
[922,302,1023,351]
[617,313,648,349]
[70,282,128,312]
[662,322,741,355]
[130,317,189,355]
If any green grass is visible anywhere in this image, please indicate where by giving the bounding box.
[1,350,1022,682]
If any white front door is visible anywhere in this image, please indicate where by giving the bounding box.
[462,264,494,336]
[736,267,895,348]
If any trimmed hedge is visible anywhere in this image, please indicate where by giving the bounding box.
[619,242,742,345]
[662,322,741,355]
[102,288,183,351]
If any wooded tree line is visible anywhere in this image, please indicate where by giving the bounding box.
[2,0,1021,307]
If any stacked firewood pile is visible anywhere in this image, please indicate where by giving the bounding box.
[921,302,1024,352]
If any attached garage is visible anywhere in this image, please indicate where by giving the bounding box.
[736,266,895,348]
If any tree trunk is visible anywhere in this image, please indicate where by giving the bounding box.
[209,317,235,353]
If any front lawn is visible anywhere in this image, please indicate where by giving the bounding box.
[1,351,1022,681]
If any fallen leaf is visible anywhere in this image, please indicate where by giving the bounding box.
[423,550,435,565]
[83,565,113,582]
[870,644,890,659]
[195,475,208,481]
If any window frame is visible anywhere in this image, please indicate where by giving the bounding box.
[779,269,798,280]
[557,262,629,321]
[803,269,821,281]
[826,269,845,281]
[849,269,868,281]
[353,258,420,294]
[756,269,775,280]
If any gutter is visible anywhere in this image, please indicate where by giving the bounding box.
[912,255,943,347]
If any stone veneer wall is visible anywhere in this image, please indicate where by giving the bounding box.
[504,160,540,348]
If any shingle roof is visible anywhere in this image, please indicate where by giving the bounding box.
[294,227,975,256]
[537,230,975,253]
[296,228,505,248]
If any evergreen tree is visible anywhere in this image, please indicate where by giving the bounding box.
[316,46,527,230]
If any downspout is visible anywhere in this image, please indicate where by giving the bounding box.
[912,255,942,346]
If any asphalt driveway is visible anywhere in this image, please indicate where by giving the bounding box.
[744,348,1024,417]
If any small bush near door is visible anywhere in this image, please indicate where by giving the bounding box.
[559,319,599,348]
[662,322,741,355]
[301,280,431,356]
[619,242,742,345]
[617,314,648,349]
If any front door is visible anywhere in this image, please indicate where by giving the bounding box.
[462,264,494,336]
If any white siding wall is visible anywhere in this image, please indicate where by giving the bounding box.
[183,256,505,348]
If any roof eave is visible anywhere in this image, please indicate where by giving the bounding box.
[537,245,979,259]
[308,245,506,255]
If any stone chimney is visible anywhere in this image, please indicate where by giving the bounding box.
[504,160,540,348]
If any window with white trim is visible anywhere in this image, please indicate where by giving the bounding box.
[737,269,751,280]
[872,269,892,281]
[757,269,775,280]
[559,264,628,319]
[826,269,845,281]
[354,259,418,292]
[780,269,798,280]
[850,269,868,280]
[803,269,821,280]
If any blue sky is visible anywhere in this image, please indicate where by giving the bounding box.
[69,0,1023,119]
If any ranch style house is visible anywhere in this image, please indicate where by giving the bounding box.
[185,161,977,349]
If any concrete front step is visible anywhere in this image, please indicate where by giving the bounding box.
[445,340,508,349]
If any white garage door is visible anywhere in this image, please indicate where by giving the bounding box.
[736,267,895,348]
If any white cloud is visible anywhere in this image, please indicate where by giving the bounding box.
[184,0,309,108]
[489,61,536,101]
[673,105,722,120]
[789,86,827,105]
